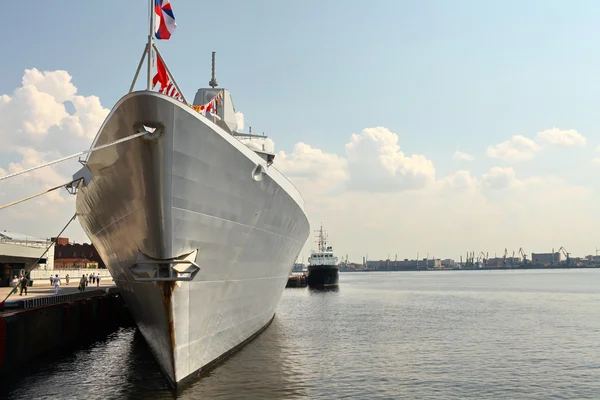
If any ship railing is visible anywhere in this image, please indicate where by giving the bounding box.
[0,238,52,249]
[4,287,120,310]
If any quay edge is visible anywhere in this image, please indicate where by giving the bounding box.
[0,288,132,377]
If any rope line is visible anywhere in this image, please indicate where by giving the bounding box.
[0,130,149,183]
[2,213,77,303]
[0,178,82,211]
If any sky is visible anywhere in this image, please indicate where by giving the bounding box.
[1,0,600,263]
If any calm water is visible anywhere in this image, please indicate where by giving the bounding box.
[2,269,600,399]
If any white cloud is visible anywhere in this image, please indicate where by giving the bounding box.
[0,69,110,242]
[21,69,77,103]
[536,128,586,147]
[486,135,541,162]
[487,128,587,163]
[275,127,435,195]
[439,170,480,192]
[453,150,474,161]
[275,143,347,196]
[345,127,435,192]
[275,132,593,261]
[1,69,596,263]
[482,167,522,190]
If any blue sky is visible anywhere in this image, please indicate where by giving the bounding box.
[1,0,600,259]
[2,0,600,171]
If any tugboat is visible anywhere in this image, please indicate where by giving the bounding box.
[307,225,339,287]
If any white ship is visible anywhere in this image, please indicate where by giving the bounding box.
[72,1,310,387]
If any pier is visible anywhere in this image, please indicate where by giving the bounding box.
[0,279,131,377]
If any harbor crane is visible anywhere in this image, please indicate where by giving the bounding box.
[464,251,476,268]
[518,247,528,264]
[476,251,487,268]
[558,246,571,266]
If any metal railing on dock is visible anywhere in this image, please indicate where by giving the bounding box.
[6,287,119,310]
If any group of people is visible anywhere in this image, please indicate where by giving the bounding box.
[77,273,101,292]
[9,272,106,297]
[46,272,103,294]
[10,273,29,296]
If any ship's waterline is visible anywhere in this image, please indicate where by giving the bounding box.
[75,91,310,385]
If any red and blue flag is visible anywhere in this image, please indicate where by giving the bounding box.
[154,0,176,40]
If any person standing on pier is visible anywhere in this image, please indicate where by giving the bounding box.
[19,273,28,296]
[79,274,87,292]
[54,274,60,295]
[66,273,70,286]
[96,273,101,287]
[11,275,18,294]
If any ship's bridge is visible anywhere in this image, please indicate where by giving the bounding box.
[193,88,238,133]
[193,87,275,165]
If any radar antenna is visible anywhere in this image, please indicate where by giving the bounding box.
[209,51,218,88]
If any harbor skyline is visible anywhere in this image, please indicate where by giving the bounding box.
[2,1,600,262]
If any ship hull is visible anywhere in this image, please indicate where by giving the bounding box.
[75,91,310,386]
[307,265,339,287]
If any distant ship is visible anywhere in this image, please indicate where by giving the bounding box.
[307,225,339,287]
[72,1,310,388]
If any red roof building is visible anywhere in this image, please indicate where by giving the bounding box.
[53,238,106,269]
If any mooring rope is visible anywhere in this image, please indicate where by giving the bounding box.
[0,178,83,211]
[0,130,149,183]
[0,129,152,301]
[2,213,77,303]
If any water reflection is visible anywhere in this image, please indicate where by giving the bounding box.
[3,271,600,399]
[308,286,339,294]
[0,317,310,400]
[178,318,308,399]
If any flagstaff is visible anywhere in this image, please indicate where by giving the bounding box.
[147,0,154,90]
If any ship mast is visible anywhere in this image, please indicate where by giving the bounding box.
[146,0,155,90]
[316,224,327,253]
[128,0,187,104]
[209,51,218,88]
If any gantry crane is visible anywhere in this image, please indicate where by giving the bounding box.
[518,247,528,264]
[476,251,487,268]
[464,251,476,268]
[511,250,515,267]
[558,246,570,266]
